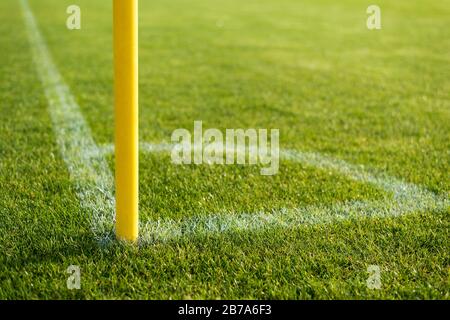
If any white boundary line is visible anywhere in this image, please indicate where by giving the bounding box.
[20,0,115,242]
[21,0,448,246]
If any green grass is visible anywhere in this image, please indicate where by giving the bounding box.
[0,0,449,299]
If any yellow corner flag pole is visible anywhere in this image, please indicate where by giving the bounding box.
[114,0,139,242]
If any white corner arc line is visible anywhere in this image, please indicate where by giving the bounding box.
[20,0,115,241]
[98,143,448,245]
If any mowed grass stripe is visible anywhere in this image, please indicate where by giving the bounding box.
[20,0,115,241]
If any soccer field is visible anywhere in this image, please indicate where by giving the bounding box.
[0,0,449,299]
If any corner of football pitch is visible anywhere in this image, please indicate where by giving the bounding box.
[0,0,448,300]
